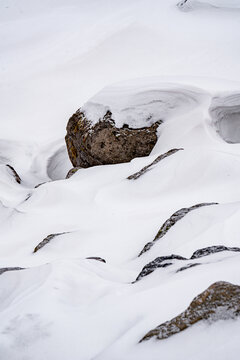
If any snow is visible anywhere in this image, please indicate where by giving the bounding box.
[1,0,240,359]
[178,0,240,11]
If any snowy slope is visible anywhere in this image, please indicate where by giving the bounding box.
[1,1,240,359]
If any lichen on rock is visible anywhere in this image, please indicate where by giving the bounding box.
[140,281,240,342]
[65,109,161,168]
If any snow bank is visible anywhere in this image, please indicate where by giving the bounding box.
[81,81,206,128]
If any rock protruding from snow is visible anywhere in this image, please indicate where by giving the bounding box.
[138,203,218,257]
[191,245,240,259]
[140,281,240,342]
[0,267,24,275]
[135,255,187,282]
[66,167,81,179]
[6,164,21,184]
[66,110,160,168]
[33,232,69,253]
[86,257,106,263]
[210,94,240,143]
[127,148,183,180]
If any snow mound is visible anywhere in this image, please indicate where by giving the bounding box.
[81,81,206,128]
[210,93,240,143]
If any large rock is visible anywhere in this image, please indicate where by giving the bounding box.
[140,281,240,342]
[65,81,203,168]
[65,110,160,168]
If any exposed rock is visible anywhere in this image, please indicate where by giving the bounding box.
[33,232,69,253]
[34,182,47,188]
[135,255,187,282]
[66,167,81,179]
[191,245,240,259]
[140,281,240,342]
[86,257,106,263]
[127,148,183,180]
[65,109,161,168]
[0,267,24,275]
[176,263,200,272]
[138,203,218,257]
[6,164,21,184]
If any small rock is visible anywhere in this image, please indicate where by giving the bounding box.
[127,148,183,180]
[138,202,218,257]
[33,232,69,253]
[66,167,81,179]
[191,245,240,259]
[86,257,106,263]
[176,263,200,272]
[0,267,24,275]
[6,164,21,184]
[135,255,187,282]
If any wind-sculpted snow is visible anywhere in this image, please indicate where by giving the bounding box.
[210,94,240,143]
[47,145,72,181]
[81,84,204,129]
[1,0,240,356]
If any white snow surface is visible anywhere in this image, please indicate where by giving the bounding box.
[1,0,240,359]
[178,0,240,11]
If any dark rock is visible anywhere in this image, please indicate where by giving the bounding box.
[138,203,218,257]
[140,281,240,342]
[191,245,240,259]
[65,109,161,168]
[128,148,183,180]
[135,255,187,282]
[66,167,81,179]
[6,164,21,184]
[33,232,69,253]
[34,182,47,189]
[176,263,200,272]
[0,267,24,275]
[86,257,106,263]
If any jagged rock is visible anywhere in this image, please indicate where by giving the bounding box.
[65,109,160,168]
[140,281,240,342]
[127,148,183,180]
[0,267,24,275]
[138,202,218,256]
[66,167,81,179]
[135,255,187,282]
[33,232,69,253]
[86,257,106,263]
[6,164,21,184]
[191,245,240,259]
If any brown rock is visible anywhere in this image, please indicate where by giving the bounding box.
[65,109,160,168]
[140,281,240,342]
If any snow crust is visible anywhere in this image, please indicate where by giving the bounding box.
[1,1,240,360]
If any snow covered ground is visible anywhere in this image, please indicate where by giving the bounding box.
[1,0,240,359]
